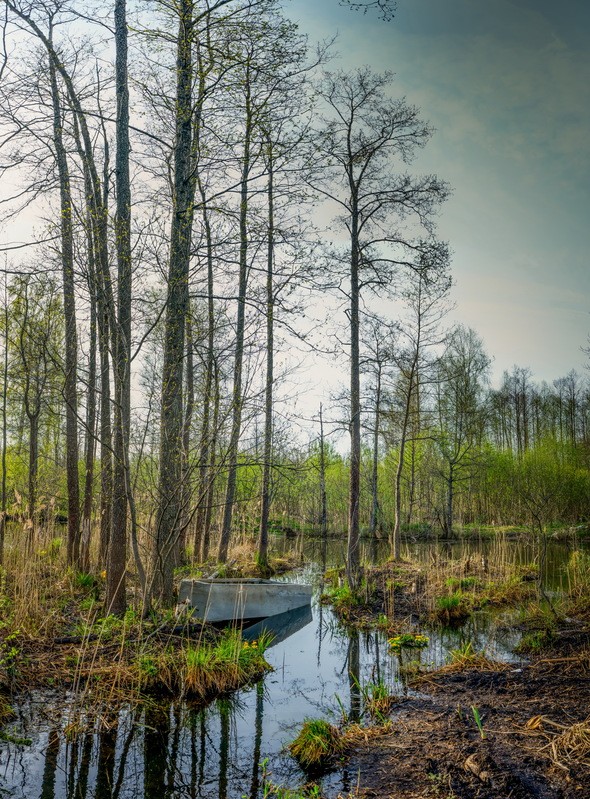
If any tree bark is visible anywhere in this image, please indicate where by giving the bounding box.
[179,308,194,562]
[81,222,97,573]
[106,0,132,615]
[258,138,274,573]
[48,43,81,569]
[0,282,8,565]
[347,197,361,590]
[218,65,252,563]
[155,0,194,603]
[369,361,382,539]
[319,404,327,540]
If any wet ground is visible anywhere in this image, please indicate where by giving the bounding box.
[346,640,590,798]
[1,537,588,798]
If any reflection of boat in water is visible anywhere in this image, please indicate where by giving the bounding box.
[242,604,313,647]
[178,578,312,623]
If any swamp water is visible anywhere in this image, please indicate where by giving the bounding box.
[0,536,580,798]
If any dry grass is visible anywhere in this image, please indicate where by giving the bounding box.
[0,526,274,730]
[193,541,302,579]
[521,715,590,771]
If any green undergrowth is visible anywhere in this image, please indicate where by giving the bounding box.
[289,718,345,771]
[289,676,397,775]
[258,758,323,798]
[321,556,542,633]
[134,629,273,699]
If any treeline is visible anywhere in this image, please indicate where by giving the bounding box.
[268,363,590,537]
[0,0,585,611]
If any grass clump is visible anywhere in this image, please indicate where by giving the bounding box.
[289,718,345,771]
[515,629,557,654]
[446,640,501,670]
[482,574,537,605]
[322,582,360,611]
[445,576,480,591]
[361,678,397,721]
[134,630,273,699]
[388,633,429,653]
[431,592,472,624]
[564,551,590,617]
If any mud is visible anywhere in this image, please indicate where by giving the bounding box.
[346,641,590,798]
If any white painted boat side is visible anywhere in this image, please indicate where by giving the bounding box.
[178,578,313,623]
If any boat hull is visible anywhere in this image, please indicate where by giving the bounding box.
[178,578,313,623]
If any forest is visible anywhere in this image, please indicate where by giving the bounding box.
[0,0,586,607]
[0,1,589,797]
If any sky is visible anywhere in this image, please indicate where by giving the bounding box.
[289,0,590,386]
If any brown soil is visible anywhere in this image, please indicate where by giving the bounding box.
[320,559,590,798]
[344,636,590,799]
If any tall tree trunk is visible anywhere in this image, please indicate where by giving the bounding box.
[97,268,112,568]
[49,44,81,569]
[194,181,214,562]
[369,362,381,539]
[155,0,194,603]
[15,0,116,574]
[0,281,7,566]
[347,197,361,590]
[201,359,219,561]
[445,465,454,538]
[81,224,97,573]
[106,0,132,615]
[218,69,252,563]
[393,361,420,558]
[258,140,274,573]
[179,309,194,562]
[319,404,328,540]
[27,411,39,552]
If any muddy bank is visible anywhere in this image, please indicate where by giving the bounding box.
[345,637,590,798]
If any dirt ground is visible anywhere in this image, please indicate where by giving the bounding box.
[346,636,590,799]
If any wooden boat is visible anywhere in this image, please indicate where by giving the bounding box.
[178,578,313,623]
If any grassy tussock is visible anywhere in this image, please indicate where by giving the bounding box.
[185,541,302,580]
[289,719,345,770]
[135,631,272,699]
[0,530,273,725]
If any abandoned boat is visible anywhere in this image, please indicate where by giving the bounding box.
[177,578,313,623]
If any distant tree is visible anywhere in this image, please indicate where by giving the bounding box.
[388,261,451,558]
[433,326,490,536]
[9,274,62,550]
[312,68,449,587]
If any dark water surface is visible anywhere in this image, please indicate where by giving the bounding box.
[0,536,581,798]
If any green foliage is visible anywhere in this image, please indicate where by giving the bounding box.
[565,550,590,615]
[515,629,556,653]
[388,633,429,653]
[445,576,479,590]
[360,677,396,721]
[0,629,21,680]
[288,718,344,770]
[448,640,481,664]
[471,705,485,739]
[432,592,472,623]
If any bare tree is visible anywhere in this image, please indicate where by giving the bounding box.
[312,67,449,588]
